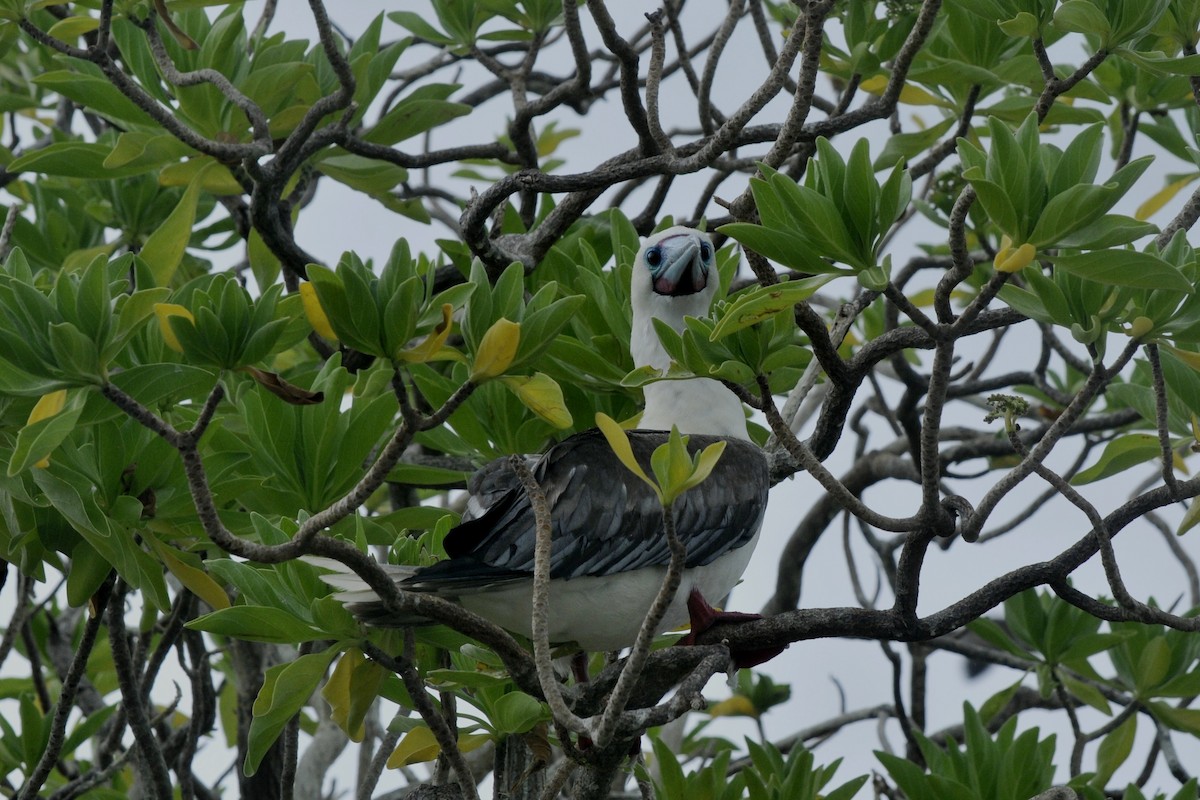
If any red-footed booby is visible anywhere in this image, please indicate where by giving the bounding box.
[316,227,771,656]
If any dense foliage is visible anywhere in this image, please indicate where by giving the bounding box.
[3,1,1200,798]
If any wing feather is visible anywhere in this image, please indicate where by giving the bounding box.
[403,430,767,593]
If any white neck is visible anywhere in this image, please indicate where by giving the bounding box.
[630,291,749,441]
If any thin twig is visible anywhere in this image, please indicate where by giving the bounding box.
[508,456,590,737]
[589,498,688,750]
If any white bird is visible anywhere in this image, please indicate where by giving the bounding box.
[316,227,770,655]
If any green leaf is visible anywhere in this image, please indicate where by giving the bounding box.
[33,71,156,128]
[46,14,99,39]
[717,223,849,275]
[650,735,686,798]
[1150,701,1200,734]
[619,362,698,388]
[873,120,956,172]
[1071,434,1162,484]
[491,691,546,734]
[65,540,114,608]
[239,62,316,116]
[978,678,1025,725]
[774,177,861,266]
[997,284,1052,324]
[386,463,471,487]
[32,468,171,610]
[1093,714,1136,787]
[998,11,1039,37]
[316,152,409,194]
[141,163,212,286]
[962,168,1022,239]
[1155,668,1200,697]
[388,11,455,45]
[80,364,216,425]
[186,606,326,643]
[1137,636,1173,691]
[9,394,84,475]
[1121,50,1200,77]
[651,427,692,502]
[48,321,102,381]
[710,275,837,340]
[8,142,151,179]
[19,693,49,768]
[74,255,112,344]
[1030,184,1116,248]
[246,647,337,775]
[1054,0,1111,38]
[967,616,1033,659]
[709,359,756,384]
[61,704,117,758]
[1060,673,1112,714]
[676,441,728,496]
[1170,779,1200,800]
[1053,250,1193,292]
[365,99,472,145]
[104,131,193,172]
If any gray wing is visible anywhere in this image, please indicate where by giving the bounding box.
[402,429,767,592]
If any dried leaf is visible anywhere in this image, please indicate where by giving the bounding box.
[241,366,325,405]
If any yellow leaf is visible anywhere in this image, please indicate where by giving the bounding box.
[994,242,1036,274]
[397,303,453,363]
[159,158,242,194]
[27,389,67,425]
[708,695,757,718]
[1137,175,1200,221]
[458,733,492,754]
[148,538,231,611]
[387,726,441,767]
[1127,316,1155,341]
[153,303,195,353]
[1167,346,1200,371]
[323,648,363,741]
[320,648,387,744]
[595,412,655,493]
[470,318,520,382]
[27,389,68,469]
[859,74,948,106]
[299,282,337,341]
[501,373,573,429]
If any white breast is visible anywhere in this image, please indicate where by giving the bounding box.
[638,378,748,440]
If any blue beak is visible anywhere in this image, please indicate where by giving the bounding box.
[651,233,709,296]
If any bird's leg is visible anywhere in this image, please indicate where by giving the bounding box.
[676,588,785,668]
[570,651,590,684]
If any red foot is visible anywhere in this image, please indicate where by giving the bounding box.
[677,589,785,668]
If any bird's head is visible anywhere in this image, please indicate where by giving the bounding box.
[627,226,747,436]
[630,226,719,324]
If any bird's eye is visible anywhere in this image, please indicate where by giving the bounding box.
[700,242,712,260]
[645,247,663,268]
